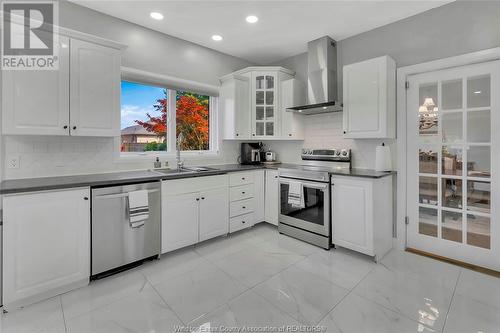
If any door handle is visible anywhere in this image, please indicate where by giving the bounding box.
[196,198,200,201]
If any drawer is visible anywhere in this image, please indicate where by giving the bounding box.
[230,184,253,202]
[230,198,254,217]
[229,213,254,233]
[229,171,254,186]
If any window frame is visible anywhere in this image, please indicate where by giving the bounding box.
[119,77,219,160]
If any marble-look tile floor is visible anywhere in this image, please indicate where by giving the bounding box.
[1,223,499,333]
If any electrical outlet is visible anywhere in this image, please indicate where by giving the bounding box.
[7,155,20,169]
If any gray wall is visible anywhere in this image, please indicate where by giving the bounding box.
[59,1,254,86]
[272,0,500,95]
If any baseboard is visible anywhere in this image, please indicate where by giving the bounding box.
[406,247,500,278]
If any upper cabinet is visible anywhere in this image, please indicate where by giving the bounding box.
[220,67,300,140]
[281,78,306,139]
[2,36,71,136]
[220,75,250,139]
[342,55,396,139]
[70,39,121,137]
[2,33,123,137]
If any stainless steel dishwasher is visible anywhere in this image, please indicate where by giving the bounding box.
[91,181,161,278]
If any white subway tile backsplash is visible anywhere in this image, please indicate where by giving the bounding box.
[266,113,397,170]
[2,136,241,179]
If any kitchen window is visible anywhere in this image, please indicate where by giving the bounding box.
[120,80,216,155]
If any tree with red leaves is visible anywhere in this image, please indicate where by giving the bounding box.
[135,90,209,150]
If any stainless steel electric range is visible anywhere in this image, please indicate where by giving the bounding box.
[278,148,351,249]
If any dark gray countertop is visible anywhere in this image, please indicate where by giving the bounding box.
[0,163,394,194]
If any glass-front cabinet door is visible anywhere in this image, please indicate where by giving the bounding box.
[407,60,500,272]
[252,72,278,137]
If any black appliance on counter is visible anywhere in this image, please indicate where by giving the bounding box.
[240,142,264,165]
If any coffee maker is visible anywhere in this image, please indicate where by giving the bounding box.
[240,142,263,165]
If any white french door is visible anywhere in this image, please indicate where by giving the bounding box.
[407,60,500,271]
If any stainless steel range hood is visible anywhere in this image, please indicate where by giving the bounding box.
[287,36,342,115]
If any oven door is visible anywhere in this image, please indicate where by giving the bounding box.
[279,178,330,236]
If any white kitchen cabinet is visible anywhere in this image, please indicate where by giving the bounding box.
[2,36,70,136]
[70,39,121,137]
[331,175,393,261]
[253,170,266,223]
[219,67,296,141]
[162,191,200,253]
[342,56,396,139]
[281,79,306,139]
[2,187,90,310]
[251,71,280,138]
[161,175,229,253]
[2,35,122,137]
[264,170,279,226]
[199,187,230,242]
[220,75,250,139]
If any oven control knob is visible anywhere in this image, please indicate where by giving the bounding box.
[341,149,348,157]
[335,150,341,156]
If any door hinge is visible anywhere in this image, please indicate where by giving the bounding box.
[405,216,410,225]
[405,81,410,90]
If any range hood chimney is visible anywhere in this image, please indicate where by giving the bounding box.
[287,36,342,115]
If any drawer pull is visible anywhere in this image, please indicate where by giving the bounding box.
[242,177,245,180]
[242,206,246,209]
[242,191,245,194]
[242,221,246,224]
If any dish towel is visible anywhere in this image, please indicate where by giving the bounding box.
[128,190,149,228]
[288,181,305,208]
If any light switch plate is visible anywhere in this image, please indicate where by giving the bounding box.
[7,155,20,169]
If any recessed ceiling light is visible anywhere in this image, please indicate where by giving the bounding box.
[474,90,482,94]
[211,35,223,41]
[150,12,164,20]
[246,15,259,23]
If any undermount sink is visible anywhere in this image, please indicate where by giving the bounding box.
[152,166,219,175]
[182,166,219,172]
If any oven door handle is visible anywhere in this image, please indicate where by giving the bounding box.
[279,179,328,191]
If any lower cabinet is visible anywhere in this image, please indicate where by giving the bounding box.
[2,187,91,310]
[331,175,393,261]
[228,170,265,233]
[162,191,200,252]
[264,170,279,225]
[161,175,229,253]
[199,187,230,242]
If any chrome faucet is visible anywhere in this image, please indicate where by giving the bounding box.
[176,133,184,171]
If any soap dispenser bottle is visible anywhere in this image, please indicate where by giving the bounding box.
[153,157,162,169]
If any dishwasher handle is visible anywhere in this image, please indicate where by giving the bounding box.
[94,189,159,200]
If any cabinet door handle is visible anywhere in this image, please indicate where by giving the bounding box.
[73,126,77,130]
[201,197,205,200]
[242,177,245,180]
[252,134,255,136]
[196,198,200,201]
[236,133,239,136]
[241,191,245,194]
[288,134,292,136]
[83,197,89,200]
[242,206,246,209]
[63,125,68,129]
[343,131,346,134]
[242,221,246,224]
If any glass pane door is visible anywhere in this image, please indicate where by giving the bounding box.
[254,73,275,136]
[407,60,500,271]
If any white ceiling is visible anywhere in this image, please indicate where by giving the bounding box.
[70,0,453,64]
